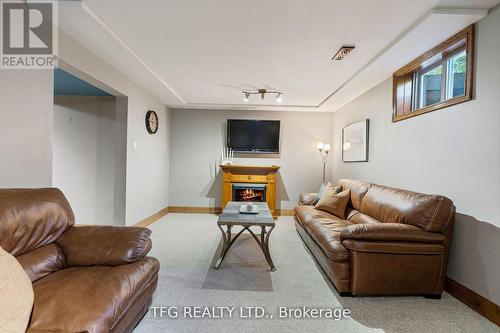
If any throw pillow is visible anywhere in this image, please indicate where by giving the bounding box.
[315,188,351,218]
[314,182,328,204]
[314,183,342,205]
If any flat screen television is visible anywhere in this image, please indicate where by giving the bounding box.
[227,119,280,153]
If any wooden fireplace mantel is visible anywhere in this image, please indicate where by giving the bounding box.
[220,164,280,217]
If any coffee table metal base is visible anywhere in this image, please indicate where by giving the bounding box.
[214,224,276,271]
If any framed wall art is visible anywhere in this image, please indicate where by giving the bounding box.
[342,119,369,162]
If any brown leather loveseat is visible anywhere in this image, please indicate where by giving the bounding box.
[0,188,159,332]
[295,179,455,298]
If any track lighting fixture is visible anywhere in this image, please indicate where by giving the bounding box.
[242,89,284,104]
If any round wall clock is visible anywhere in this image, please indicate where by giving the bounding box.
[145,110,158,134]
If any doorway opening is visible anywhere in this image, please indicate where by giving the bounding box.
[52,66,127,226]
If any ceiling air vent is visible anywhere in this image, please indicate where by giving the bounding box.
[332,45,355,61]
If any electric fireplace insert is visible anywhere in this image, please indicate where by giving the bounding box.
[232,183,266,202]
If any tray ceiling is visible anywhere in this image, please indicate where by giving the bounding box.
[58,0,497,111]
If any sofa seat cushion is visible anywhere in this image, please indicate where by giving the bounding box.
[28,257,159,333]
[304,217,353,262]
[294,205,337,225]
[347,210,382,224]
[295,205,352,262]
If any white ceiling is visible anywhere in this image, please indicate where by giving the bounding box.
[58,0,499,112]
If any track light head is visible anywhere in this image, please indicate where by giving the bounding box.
[276,93,283,103]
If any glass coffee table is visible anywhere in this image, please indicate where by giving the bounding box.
[213,201,276,271]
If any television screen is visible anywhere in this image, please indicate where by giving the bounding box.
[227,119,280,153]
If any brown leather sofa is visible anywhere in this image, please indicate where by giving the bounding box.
[295,179,455,297]
[0,188,159,333]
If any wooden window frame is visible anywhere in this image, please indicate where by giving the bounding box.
[392,25,474,122]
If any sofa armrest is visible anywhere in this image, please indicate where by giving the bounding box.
[340,223,445,243]
[57,225,152,267]
[298,192,318,206]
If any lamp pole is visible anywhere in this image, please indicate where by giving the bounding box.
[317,143,331,184]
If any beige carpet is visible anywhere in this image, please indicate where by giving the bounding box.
[134,213,498,333]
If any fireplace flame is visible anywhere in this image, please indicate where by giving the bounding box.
[241,189,263,201]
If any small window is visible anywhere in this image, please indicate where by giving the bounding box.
[393,25,474,122]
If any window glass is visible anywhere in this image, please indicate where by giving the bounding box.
[446,50,466,99]
[420,65,442,107]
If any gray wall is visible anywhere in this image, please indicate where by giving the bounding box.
[1,31,171,226]
[330,8,500,304]
[0,70,54,187]
[53,96,126,226]
[169,109,333,210]
[58,31,171,225]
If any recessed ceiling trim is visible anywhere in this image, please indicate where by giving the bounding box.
[172,104,320,112]
[81,1,186,104]
[180,102,317,109]
[72,3,490,112]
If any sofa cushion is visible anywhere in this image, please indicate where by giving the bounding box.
[294,205,337,225]
[342,240,445,255]
[304,217,353,262]
[337,179,371,211]
[298,192,318,206]
[0,188,74,256]
[340,223,446,243]
[295,221,351,292]
[57,225,152,267]
[347,210,382,224]
[295,205,352,261]
[360,184,455,232]
[16,243,65,282]
[28,257,159,333]
[315,188,350,218]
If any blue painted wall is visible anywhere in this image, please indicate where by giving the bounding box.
[54,68,112,96]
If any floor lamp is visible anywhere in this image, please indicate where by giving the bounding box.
[317,142,331,184]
